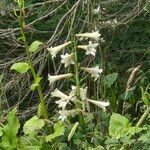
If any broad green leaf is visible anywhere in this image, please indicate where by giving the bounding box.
[126,126,144,135]
[46,121,65,142]
[23,115,45,135]
[30,76,42,91]
[106,73,118,87]
[141,87,150,105]
[10,62,30,74]
[109,113,130,139]
[68,122,79,141]
[29,41,43,53]
[20,136,43,150]
[2,107,20,147]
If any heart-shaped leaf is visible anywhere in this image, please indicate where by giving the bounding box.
[10,62,30,74]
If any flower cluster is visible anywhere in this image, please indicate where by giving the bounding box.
[47,31,109,121]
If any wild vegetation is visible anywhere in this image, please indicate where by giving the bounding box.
[0,0,150,149]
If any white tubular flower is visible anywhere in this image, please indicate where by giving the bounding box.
[48,73,73,85]
[69,86,87,101]
[51,88,75,109]
[77,41,99,56]
[87,99,110,111]
[76,31,100,41]
[47,41,71,58]
[81,66,103,81]
[61,53,75,68]
[51,88,69,99]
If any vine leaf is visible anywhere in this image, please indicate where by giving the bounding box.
[106,73,118,87]
[10,62,30,74]
[109,113,144,139]
[30,76,42,91]
[0,108,20,148]
[23,115,45,135]
[29,41,43,53]
[46,121,65,142]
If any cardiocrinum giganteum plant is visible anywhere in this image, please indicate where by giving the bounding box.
[47,30,110,127]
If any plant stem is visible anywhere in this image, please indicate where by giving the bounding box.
[18,6,48,120]
[73,38,85,129]
[136,106,150,127]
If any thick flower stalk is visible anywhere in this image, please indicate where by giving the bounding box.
[81,66,103,81]
[77,41,99,56]
[48,73,73,85]
[47,41,71,58]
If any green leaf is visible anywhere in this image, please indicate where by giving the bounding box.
[109,113,130,139]
[23,115,45,135]
[29,41,43,53]
[30,76,42,91]
[1,107,20,148]
[68,122,79,141]
[141,87,150,105]
[10,62,30,74]
[88,146,104,150]
[109,113,144,139]
[126,126,144,135]
[138,127,150,144]
[106,73,118,87]
[46,121,65,142]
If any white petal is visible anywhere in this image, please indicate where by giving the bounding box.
[47,41,71,58]
[51,88,68,99]
[76,31,100,41]
[87,99,110,111]
[48,73,73,84]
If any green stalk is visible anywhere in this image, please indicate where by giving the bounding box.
[136,106,150,127]
[73,38,85,129]
[18,5,48,120]
[120,106,150,150]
